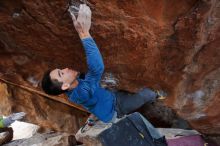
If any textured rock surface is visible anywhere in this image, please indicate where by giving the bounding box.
[4,132,78,146]
[0,0,219,141]
[0,82,87,133]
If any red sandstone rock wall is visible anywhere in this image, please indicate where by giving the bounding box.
[0,0,219,137]
[0,82,87,133]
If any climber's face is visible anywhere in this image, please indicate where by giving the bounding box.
[50,68,79,90]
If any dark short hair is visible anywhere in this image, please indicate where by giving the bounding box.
[41,70,67,95]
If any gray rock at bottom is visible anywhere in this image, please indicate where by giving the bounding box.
[4,132,77,146]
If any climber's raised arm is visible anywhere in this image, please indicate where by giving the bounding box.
[70,4,104,81]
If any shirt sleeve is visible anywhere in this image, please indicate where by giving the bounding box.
[81,37,104,82]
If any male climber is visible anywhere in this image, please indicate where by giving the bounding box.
[41,4,166,123]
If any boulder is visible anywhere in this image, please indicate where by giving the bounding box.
[4,132,78,146]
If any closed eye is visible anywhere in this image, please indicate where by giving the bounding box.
[58,70,61,77]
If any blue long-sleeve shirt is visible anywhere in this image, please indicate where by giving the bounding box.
[66,37,115,122]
